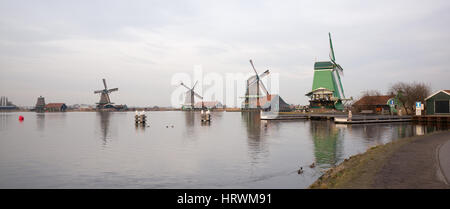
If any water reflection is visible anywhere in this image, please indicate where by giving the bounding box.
[135,124,146,132]
[395,123,414,139]
[0,112,11,131]
[200,121,211,126]
[36,113,45,131]
[97,112,112,145]
[1,111,449,189]
[310,120,343,168]
[242,112,269,166]
[415,125,425,136]
[242,112,262,139]
[183,111,197,137]
[414,122,450,133]
[184,111,196,127]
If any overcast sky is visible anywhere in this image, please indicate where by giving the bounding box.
[1,0,449,107]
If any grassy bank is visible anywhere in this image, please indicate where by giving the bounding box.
[309,133,437,189]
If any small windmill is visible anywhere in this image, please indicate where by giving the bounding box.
[180,81,203,110]
[94,78,118,108]
[244,59,270,109]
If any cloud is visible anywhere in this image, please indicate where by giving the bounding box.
[0,0,449,106]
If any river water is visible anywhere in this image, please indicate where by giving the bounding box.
[0,111,446,188]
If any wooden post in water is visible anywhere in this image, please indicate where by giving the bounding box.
[135,111,147,125]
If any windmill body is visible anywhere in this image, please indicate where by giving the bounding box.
[306,33,347,111]
[180,81,203,110]
[242,59,270,109]
[94,78,120,110]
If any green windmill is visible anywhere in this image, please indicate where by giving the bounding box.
[306,33,348,111]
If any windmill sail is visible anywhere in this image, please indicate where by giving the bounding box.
[329,33,343,75]
[329,32,335,62]
[332,69,345,99]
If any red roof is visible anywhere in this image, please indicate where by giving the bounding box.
[444,90,450,94]
[353,95,392,106]
[45,103,66,108]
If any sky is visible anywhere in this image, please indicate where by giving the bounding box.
[1,0,449,107]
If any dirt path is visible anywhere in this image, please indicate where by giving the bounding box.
[310,131,450,189]
[372,131,450,189]
[439,139,450,185]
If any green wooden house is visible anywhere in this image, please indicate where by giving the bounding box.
[425,90,450,115]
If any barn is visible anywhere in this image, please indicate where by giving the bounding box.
[425,90,450,115]
[45,103,67,112]
[352,95,392,114]
[245,94,291,112]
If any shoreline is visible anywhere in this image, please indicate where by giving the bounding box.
[309,131,450,189]
[0,108,243,112]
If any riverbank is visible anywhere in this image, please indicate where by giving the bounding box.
[309,131,450,189]
[0,108,242,112]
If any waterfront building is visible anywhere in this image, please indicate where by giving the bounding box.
[0,96,18,110]
[352,95,393,114]
[194,101,223,109]
[44,103,67,112]
[246,94,291,112]
[425,90,450,115]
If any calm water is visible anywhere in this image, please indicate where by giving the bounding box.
[0,111,446,188]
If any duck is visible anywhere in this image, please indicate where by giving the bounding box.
[297,167,303,174]
[309,162,316,168]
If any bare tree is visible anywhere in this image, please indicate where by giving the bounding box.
[388,82,431,115]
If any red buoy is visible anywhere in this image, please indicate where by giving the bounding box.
[19,115,24,121]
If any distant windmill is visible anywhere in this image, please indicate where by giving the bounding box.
[94,78,118,108]
[180,81,203,110]
[244,59,270,109]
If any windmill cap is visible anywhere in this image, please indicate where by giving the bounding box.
[314,61,334,70]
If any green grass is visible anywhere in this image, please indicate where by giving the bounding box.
[309,136,416,189]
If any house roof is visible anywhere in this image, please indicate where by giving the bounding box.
[45,103,66,108]
[353,95,392,106]
[425,90,450,100]
[246,94,290,110]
